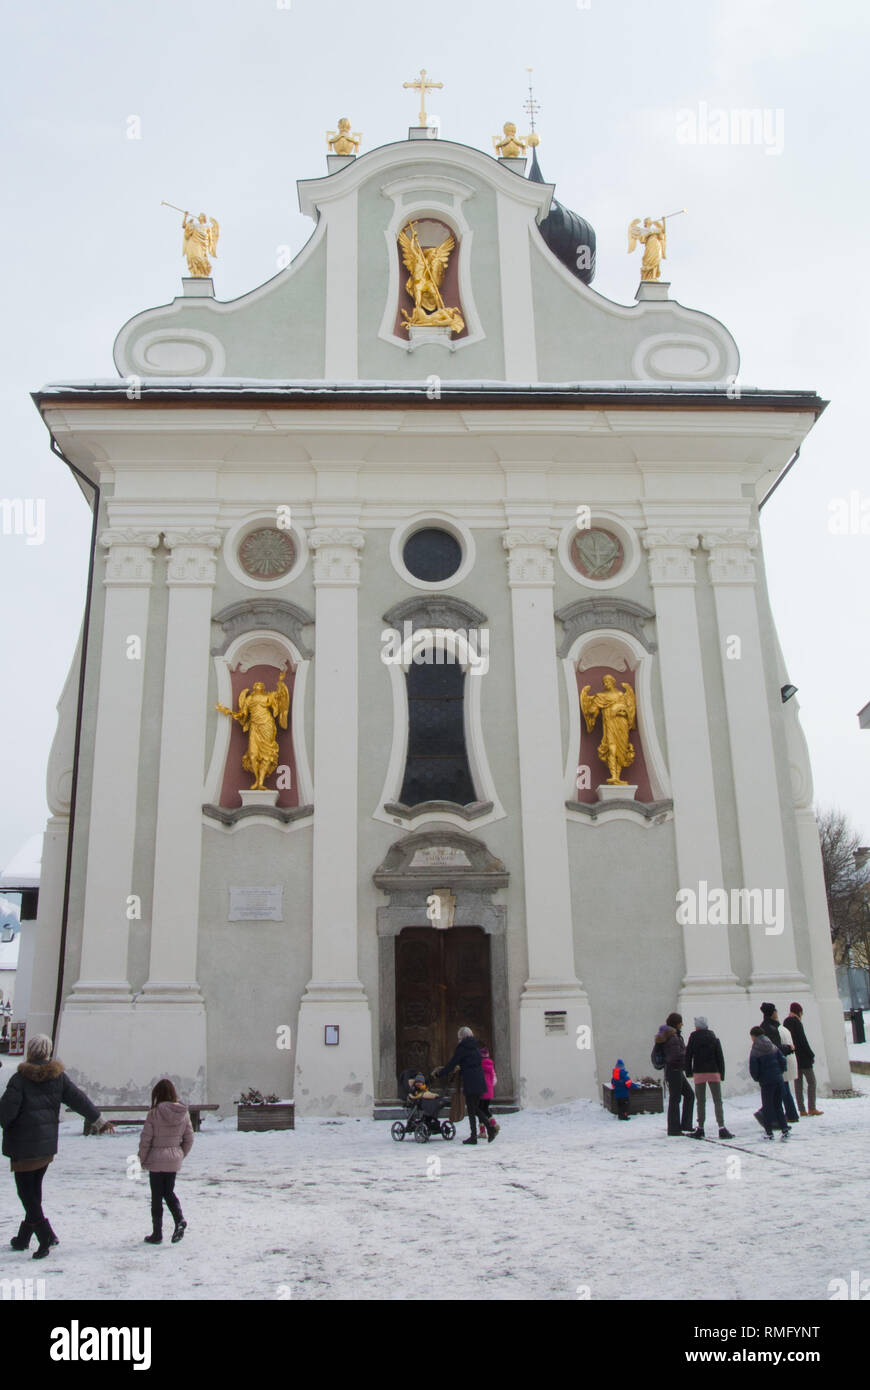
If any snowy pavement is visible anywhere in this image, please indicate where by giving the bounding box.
[2,1081,868,1302]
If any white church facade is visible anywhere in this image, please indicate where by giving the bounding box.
[28,128,851,1114]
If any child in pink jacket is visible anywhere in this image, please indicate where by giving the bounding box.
[138,1079,194,1245]
[478,1044,500,1138]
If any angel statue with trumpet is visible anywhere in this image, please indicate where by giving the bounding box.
[161,202,221,277]
[627,209,686,282]
[580,674,637,787]
[216,669,289,791]
[398,221,465,334]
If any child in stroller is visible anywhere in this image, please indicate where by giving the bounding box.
[391,1069,457,1143]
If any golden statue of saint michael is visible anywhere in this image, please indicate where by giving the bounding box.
[216,670,289,791]
[580,674,637,786]
[398,221,465,334]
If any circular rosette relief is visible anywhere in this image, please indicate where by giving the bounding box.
[238,528,296,581]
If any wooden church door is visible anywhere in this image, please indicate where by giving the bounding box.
[395,926,492,1083]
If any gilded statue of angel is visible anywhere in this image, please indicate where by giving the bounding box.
[327,118,361,156]
[216,670,289,791]
[398,221,465,334]
[627,216,666,281]
[493,122,527,158]
[580,675,637,786]
[182,211,220,277]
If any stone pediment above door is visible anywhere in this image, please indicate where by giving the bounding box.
[373,827,508,894]
[383,596,487,632]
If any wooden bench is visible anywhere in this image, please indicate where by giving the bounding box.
[77,1103,220,1135]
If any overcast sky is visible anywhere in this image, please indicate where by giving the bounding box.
[1,0,867,871]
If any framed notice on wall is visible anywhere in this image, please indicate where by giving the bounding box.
[324,1025,340,1046]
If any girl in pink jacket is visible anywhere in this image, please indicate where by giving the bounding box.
[478,1045,500,1138]
[138,1079,194,1245]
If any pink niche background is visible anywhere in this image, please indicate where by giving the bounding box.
[574,665,654,803]
[219,663,298,809]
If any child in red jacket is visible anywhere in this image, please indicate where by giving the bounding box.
[611,1059,635,1120]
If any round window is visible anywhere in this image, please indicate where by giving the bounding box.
[571,527,624,582]
[238,527,296,580]
[402,528,462,583]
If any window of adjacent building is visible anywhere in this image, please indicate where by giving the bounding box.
[400,660,476,806]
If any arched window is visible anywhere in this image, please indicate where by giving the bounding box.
[400,660,476,807]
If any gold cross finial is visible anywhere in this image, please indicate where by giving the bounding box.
[403,67,443,128]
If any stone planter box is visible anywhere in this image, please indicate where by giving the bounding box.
[602,1082,663,1115]
[237,1101,295,1132]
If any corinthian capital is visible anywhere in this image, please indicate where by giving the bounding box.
[100,528,160,586]
[641,529,699,586]
[308,527,365,585]
[164,528,222,586]
[502,528,558,587]
[701,529,759,585]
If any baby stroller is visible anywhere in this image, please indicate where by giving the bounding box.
[391,1068,456,1143]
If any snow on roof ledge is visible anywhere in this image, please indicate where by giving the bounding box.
[0,833,42,890]
[33,378,826,407]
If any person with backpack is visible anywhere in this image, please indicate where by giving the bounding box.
[684,1016,733,1140]
[783,1003,823,1116]
[749,1027,790,1140]
[653,1013,694,1136]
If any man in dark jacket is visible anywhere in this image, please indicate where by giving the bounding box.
[783,1003,822,1116]
[433,1027,496,1145]
[656,1012,694,1137]
[758,1003,800,1123]
[749,1027,789,1140]
[0,1033,111,1257]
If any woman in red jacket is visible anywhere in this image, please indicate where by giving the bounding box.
[138,1079,194,1245]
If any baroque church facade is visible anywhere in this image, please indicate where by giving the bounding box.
[28,124,851,1113]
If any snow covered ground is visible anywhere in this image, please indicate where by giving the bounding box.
[2,1078,868,1302]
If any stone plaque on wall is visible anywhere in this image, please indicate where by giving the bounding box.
[410,846,471,868]
[228,886,284,922]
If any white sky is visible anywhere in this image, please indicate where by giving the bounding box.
[1,0,868,868]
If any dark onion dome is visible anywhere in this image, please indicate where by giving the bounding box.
[528,145,596,286]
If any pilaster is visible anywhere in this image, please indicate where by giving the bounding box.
[294,526,373,1116]
[503,526,597,1105]
[65,528,159,1006]
[135,527,221,1100]
[641,528,745,1065]
[701,528,807,1001]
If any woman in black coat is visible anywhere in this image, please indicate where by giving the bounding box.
[0,1033,112,1258]
[433,1027,497,1146]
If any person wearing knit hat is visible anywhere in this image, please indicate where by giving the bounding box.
[656,1013,695,1136]
[749,1026,790,1140]
[611,1059,635,1120]
[783,1003,823,1116]
[685,1017,733,1140]
[756,1004,800,1126]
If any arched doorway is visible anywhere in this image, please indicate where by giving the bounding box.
[395,926,492,1080]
